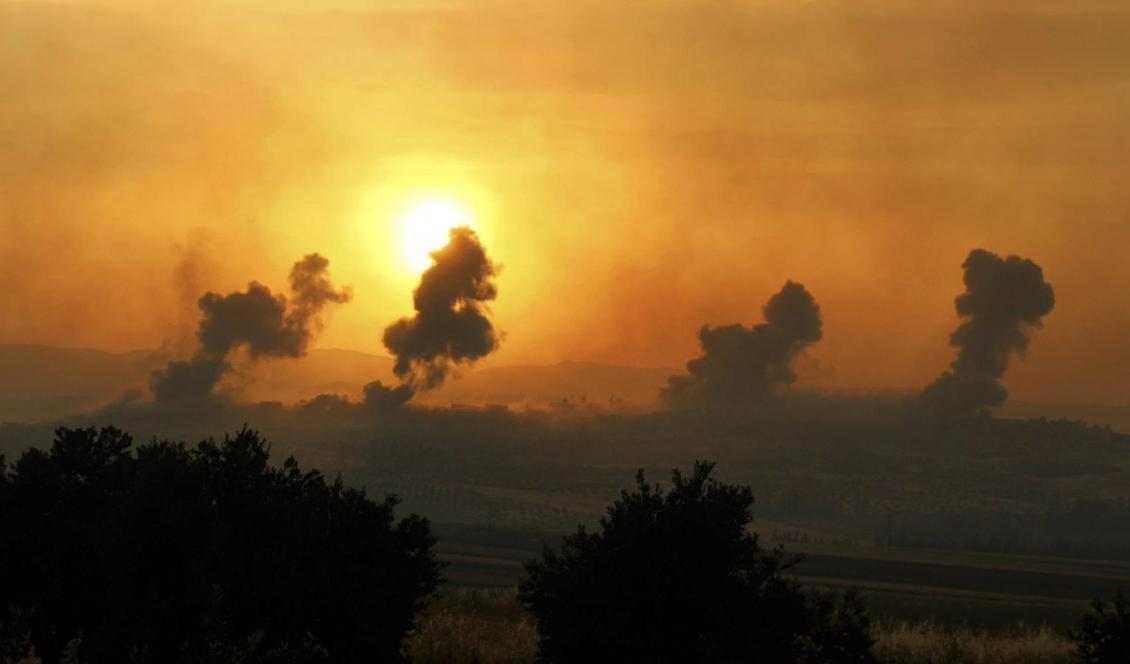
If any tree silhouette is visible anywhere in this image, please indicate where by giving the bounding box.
[0,427,440,663]
[1073,592,1130,664]
[518,461,873,663]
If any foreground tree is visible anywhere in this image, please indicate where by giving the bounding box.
[1073,593,1130,664]
[518,461,873,663]
[0,427,440,663]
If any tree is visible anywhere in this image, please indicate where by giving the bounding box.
[1073,593,1130,664]
[0,427,441,663]
[518,461,873,663]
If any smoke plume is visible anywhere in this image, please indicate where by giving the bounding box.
[663,281,822,406]
[922,249,1055,415]
[382,226,500,391]
[151,254,350,400]
[361,380,415,411]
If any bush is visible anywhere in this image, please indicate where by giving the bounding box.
[875,621,1074,664]
[1073,593,1130,664]
[408,588,538,664]
[518,461,874,663]
[0,427,441,663]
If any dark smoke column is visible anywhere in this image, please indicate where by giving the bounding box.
[663,281,822,407]
[150,254,351,400]
[922,249,1055,416]
[382,226,500,391]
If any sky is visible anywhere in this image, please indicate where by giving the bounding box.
[2,0,1128,407]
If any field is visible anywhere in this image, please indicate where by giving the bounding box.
[407,588,1078,664]
[431,522,1130,629]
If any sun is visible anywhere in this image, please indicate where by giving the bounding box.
[398,196,472,271]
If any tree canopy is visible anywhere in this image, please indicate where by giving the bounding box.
[519,461,874,663]
[0,427,440,663]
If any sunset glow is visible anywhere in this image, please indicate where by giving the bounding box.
[7,3,1130,645]
[397,196,473,271]
[1,0,1128,409]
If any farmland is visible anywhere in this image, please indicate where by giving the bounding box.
[406,588,1079,664]
[430,523,1128,627]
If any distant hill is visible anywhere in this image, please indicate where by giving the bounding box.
[997,400,1130,435]
[0,343,1126,431]
[245,348,398,404]
[0,344,162,423]
[412,361,673,411]
[0,344,673,422]
[253,352,673,412]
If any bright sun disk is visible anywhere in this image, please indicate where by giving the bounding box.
[398,197,472,271]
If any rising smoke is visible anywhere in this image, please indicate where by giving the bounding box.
[922,249,1055,416]
[361,380,415,411]
[382,226,500,392]
[151,254,351,400]
[663,281,822,406]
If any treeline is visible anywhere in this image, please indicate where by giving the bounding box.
[756,490,1130,559]
[370,479,587,532]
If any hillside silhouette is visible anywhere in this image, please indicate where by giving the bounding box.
[3,344,1127,432]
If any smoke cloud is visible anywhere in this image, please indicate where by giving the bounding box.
[151,254,350,400]
[922,249,1055,416]
[663,281,822,406]
[382,226,501,391]
[361,380,415,411]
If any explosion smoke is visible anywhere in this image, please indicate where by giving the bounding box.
[151,254,350,400]
[361,380,415,410]
[922,249,1055,416]
[663,280,822,406]
[382,226,500,391]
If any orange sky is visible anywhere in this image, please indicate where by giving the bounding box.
[2,0,1128,406]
